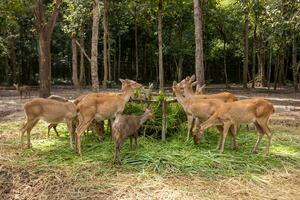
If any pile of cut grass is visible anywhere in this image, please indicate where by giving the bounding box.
[1,120,299,178]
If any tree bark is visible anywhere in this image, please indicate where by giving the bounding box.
[252,22,257,88]
[193,0,205,85]
[223,38,228,88]
[91,0,100,91]
[103,0,109,88]
[243,5,249,89]
[9,38,16,84]
[79,25,85,86]
[292,35,299,92]
[33,0,62,97]
[118,35,121,80]
[71,33,80,91]
[135,21,139,81]
[158,0,164,90]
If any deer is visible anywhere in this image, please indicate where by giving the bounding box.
[172,81,237,149]
[13,83,31,99]
[20,98,77,149]
[74,79,143,155]
[112,108,155,164]
[193,98,275,155]
[178,75,238,141]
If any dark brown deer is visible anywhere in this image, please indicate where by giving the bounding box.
[112,108,154,164]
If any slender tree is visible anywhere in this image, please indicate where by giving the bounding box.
[103,0,109,88]
[33,0,62,97]
[71,32,79,91]
[158,0,164,90]
[193,0,205,85]
[91,0,100,91]
[242,1,249,89]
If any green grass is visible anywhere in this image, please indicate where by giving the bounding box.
[1,120,300,178]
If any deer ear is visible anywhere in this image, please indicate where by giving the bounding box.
[149,83,153,89]
[119,78,125,83]
[173,81,177,86]
[191,81,197,87]
[190,75,196,82]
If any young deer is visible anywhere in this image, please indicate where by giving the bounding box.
[178,75,238,140]
[112,108,155,164]
[193,98,275,155]
[20,98,77,148]
[172,81,236,148]
[13,83,31,99]
[74,79,142,155]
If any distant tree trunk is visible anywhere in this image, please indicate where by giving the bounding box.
[292,35,299,92]
[118,35,121,79]
[9,38,16,84]
[91,0,100,91]
[103,0,109,88]
[274,53,279,90]
[135,22,139,81]
[113,49,117,82]
[193,0,205,85]
[158,0,164,90]
[143,42,147,81]
[252,22,257,88]
[223,38,228,88]
[242,5,249,89]
[79,25,85,86]
[267,45,272,89]
[71,33,79,91]
[178,55,183,82]
[33,0,62,97]
[108,26,111,82]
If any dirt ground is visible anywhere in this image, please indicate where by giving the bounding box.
[1,85,299,126]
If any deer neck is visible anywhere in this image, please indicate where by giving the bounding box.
[174,90,186,108]
[139,112,150,125]
[120,88,134,103]
[183,85,194,98]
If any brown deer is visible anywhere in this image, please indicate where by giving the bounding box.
[74,79,142,155]
[178,75,238,140]
[13,83,31,99]
[193,98,274,155]
[172,81,236,149]
[20,98,77,148]
[112,108,155,164]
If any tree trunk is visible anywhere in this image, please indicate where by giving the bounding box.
[267,45,272,89]
[135,22,139,81]
[103,0,109,88]
[91,0,100,91]
[243,6,249,89]
[34,0,62,97]
[79,25,85,86]
[9,38,16,84]
[292,36,299,92]
[252,22,256,88]
[38,34,52,97]
[108,27,111,82]
[158,0,164,90]
[71,33,80,91]
[193,0,205,85]
[178,55,183,82]
[274,53,279,90]
[118,35,121,80]
[223,38,228,88]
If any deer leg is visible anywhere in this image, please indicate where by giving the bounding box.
[130,136,133,149]
[257,119,272,156]
[26,119,39,148]
[75,118,93,155]
[186,115,194,141]
[219,122,231,153]
[66,120,76,149]
[53,124,59,137]
[134,134,138,148]
[252,121,264,154]
[114,142,122,164]
[229,124,238,150]
[216,125,223,150]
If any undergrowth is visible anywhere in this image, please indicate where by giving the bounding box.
[1,120,299,178]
